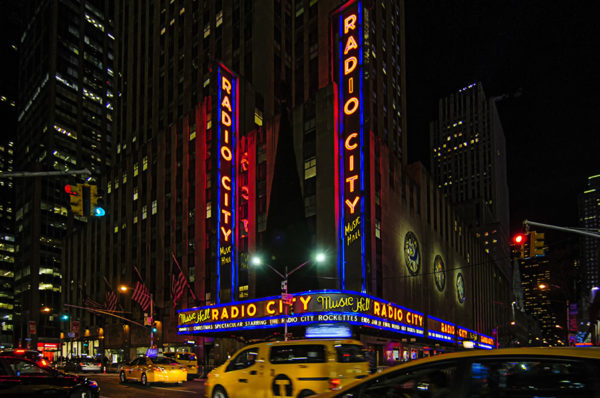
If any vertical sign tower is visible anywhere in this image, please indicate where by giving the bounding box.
[334,0,366,292]
[217,64,239,303]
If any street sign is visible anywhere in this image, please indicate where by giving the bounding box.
[28,321,36,335]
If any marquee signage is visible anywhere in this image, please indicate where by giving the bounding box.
[427,315,456,343]
[478,333,495,350]
[217,64,238,303]
[334,0,366,292]
[177,290,425,337]
[456,325,478,343]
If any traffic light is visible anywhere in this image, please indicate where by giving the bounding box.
[60,314,70,321]
[152,322,158,334]
[529,231,545,257]
[65,184,83,216]
[89,184,105,217]
[512,233,527,258]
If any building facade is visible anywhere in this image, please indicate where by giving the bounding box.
[62,0,511,364]
[429,82,511,280]
[14,0,114,353]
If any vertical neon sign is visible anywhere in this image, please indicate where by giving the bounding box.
[217,65,238,303]
[336,0,365,292]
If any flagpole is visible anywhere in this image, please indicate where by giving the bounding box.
[171,252,199,302]
[134,265,154,348]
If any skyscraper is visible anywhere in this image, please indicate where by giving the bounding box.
[430,82,511,278]
[579,174,600,294]
[13,0,114,349]
[63,0,510,363]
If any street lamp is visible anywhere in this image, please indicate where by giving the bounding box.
[118,284,154,348]
[250,251,327,341]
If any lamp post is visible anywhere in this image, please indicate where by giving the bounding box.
[251,252,326,341]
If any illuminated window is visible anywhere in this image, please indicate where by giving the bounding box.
[204,24,210,38]
[107,181,112,193]
[254,109,263,126]
[122,173,127,184]
[133,187,138,201]
[143,156,148,170]
[304,157,316,179]
[142,205,147,219]
[134,163,139,176]
[216,10,223,26]
[206,202,212,218]
[133,216,138,224]
[375,220,381,239]
[152,200,157,214]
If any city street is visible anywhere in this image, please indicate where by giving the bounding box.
[81,373,205,398]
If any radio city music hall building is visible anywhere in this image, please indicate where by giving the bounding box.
[62,0,511,363]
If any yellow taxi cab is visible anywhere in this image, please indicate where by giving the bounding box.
[163,351,200,378]
[206,339,369,398]
[119,355,187,386]
[314,346,600,398]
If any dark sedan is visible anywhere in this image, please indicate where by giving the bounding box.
[0,355,99,397]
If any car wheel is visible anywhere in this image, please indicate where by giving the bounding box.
[212,386,228,398]
[297,390,316,398]
[119,371,127,383]
[141,372,150,386]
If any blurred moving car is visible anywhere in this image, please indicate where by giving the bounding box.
[163,352,200,378]
[0,349,51,369]
[206,339,370,398]
[0,355,99,398]
[119,355,187,386]
[314,347,600,398]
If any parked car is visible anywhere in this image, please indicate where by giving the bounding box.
[163,351,200,379]
[119,355,187,386]
[205,339,370,398]
[0,349,51,369]
[0,355,99,398]
[63,357,102,373]
[314,346,600,398]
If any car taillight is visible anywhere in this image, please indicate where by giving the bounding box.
[80,363,85,367]
[329,378,342,390]
[151,366,166,372]
[15,349,25,354]
[40,359,49,367]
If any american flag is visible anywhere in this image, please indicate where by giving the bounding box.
[84,296,103,310]
[105,290,118,311]
[132,280,151,311]
[171,265,187,308]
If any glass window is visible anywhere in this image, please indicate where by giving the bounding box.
[335,344,368,363]
[226,348,259,372]
[6,358,50,376]
[468,358,597,397]
[342,361,459,398]
[269,345,326,364]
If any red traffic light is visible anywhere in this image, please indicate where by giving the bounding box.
[513,233,527,245]
[64,185,78,195]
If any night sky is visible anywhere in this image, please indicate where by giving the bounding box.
[404,0,599,236]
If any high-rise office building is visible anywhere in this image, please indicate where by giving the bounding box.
[430,82,511,278]
[579,174,600,294]
[13,0,114,351]
[64,0,510,363]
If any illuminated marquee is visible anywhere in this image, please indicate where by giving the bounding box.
[177,290,425,337]
[427,315,456,343]
[217,65,238,302]
[335,0,365,291]
[478,333,495,350]
[457,325,478,343]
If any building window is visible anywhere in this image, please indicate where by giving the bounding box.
[304,157,316,179]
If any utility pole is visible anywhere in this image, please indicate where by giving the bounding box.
[524,220,600,239]
[0,168,91,178]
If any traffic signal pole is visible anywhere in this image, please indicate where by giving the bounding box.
[524,219,600,239]
[0,168,91,178]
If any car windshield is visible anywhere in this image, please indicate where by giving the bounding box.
[152,357,179,365]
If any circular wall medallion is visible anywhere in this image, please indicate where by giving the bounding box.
[403,231,421,276]
[433,255,446,291]
[456,272,466,303]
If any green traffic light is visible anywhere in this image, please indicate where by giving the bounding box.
[61,314,69,321]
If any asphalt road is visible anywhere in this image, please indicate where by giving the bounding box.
[79,373,206,398]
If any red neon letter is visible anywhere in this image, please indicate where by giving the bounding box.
[344,35,358,55]
[221,111,232,126]
[344,56,357,75]
[344,97,359,115]
[222,76,232,94]
[344,14,357,34]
